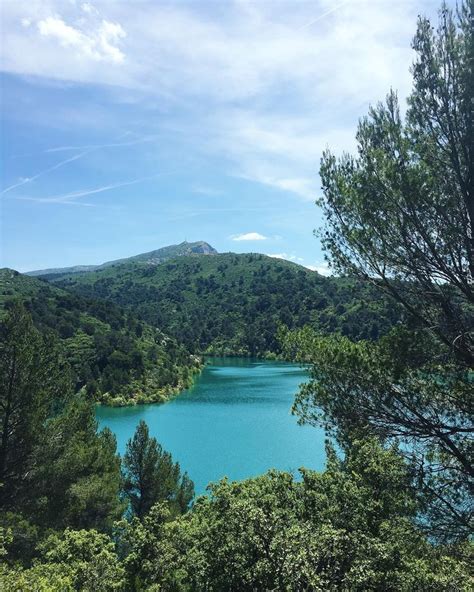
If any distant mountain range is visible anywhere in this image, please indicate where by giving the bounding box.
[26,241,217,277]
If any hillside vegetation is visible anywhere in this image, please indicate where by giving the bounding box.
[50,252,402,356]
[0,269,201,406]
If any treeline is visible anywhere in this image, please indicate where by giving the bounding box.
[0,269,201,405]
[51,253,403,357]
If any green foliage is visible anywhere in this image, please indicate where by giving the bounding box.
[50,253,401,357]
[0,563,75,592]
[0,512,40,566]
[0,303,71,508]
[31,397,124,531]
[123,420,194,519]
[38,528,125,591]
[289,0,474,542]
[0,306,124,554]
[0,269,202,405]
[115,502,179,591]
[117,440,472,591]
[0,529,125,592]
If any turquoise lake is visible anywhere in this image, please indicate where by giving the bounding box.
[96,357,327,494]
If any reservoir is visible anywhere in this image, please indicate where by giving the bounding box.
[96,357,327,494]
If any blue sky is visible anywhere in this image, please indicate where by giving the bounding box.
[1,0,445,273]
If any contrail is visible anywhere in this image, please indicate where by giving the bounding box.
[1,148,96,195]
[298,0,351,30]
[12,172,175,205]
[3,135,157,194]
[44,135,157,154]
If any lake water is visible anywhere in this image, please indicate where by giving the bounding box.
[96,357,327,494]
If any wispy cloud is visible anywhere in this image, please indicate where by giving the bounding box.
[298,0,351,31]
[192,185,223,197]
[1,0,442,206]
[231,232,268,241]
[10,134,155,159]
[41,135,156,154]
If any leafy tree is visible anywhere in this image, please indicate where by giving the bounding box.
[39,528,125,592]
[121,440,471,591]
[0,529,125,592]
[289,1,474,540]
[0,564,74,592]
[115,503,179,591]
[123,420,194,519]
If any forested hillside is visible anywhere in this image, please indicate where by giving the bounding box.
[50,253,402,356]
[0,269,201,405]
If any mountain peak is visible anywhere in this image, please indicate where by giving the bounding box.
[26,241,218,278]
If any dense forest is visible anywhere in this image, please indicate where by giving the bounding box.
[49,252,402,356]
[0,269,201,405]
[0,2,472,590]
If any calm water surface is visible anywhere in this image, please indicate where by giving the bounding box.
[96,357,326,494]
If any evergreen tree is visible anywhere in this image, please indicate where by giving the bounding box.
[289,0,474,540]
[31,397,124,531]
[122,420,194,519]
[0,304,71,508]
[0,305,123,545]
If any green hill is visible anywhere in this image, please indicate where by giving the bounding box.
[26,240,217,278]
[0,268,201,406]
[48,252,402,356]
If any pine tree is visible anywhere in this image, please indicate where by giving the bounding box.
[122,420,194,519]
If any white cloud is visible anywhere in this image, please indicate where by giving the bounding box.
[267,253,297,261]
[82,3,98,16]
[305,262,332,276]
[37,15,126,63]
[232,232,268,241]
[245,174,316,202]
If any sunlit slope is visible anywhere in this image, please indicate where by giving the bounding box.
[49,252,402,356]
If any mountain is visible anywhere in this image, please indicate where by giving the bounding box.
[26,241,218,278]
[0,268,201,406]
[48,252,403,356]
